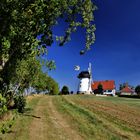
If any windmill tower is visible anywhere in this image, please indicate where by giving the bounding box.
[77,63,93,94]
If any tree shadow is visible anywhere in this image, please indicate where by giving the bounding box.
[7,130,15,134]
[20,107,41,119]
[23,114,41,119]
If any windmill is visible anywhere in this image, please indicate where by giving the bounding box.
[77,63,93,94]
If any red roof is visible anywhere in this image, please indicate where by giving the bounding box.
[92,80,115,90]
[121,86,134,93]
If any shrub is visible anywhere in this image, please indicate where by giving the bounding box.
[0,94,7,117]
[14,95,26,113]
[135,85,140,95]
[61,86,69,95]
[0,116,16,134]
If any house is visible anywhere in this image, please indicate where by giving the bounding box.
[92,80,116,96]
[120,86,135,95]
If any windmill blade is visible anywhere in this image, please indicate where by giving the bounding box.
[74,65,80,71]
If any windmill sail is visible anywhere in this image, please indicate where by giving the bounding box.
[74,65,80,71]
[88,63,92,92]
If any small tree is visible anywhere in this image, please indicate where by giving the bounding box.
[61,86,69,95]
[119,84,123,90]
[70,91,74,94]
[97,84,103,94]
[135,85,140,95]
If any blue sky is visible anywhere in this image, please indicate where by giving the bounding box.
[46,0,140,92]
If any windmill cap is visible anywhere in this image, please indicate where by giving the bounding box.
[78,71,90,78]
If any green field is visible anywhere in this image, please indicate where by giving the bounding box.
[0,95,140,140]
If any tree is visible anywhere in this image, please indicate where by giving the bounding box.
[119,84,123,90]
[11,56,42,90]
[97,84,103,94]
[0,0,97,114]
[135,85,140,95]
[1,55,59,112]
[47,77,59,95]
[61,86,69,95]
[34,74,59,95]
[0,0,97,88]
[70,91,74,94]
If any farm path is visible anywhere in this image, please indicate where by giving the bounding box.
[29,96,83,140]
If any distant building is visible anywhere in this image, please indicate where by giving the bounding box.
[120,86,135,95]
[92,80,116,96]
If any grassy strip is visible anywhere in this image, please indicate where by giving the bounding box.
[0,96,41,140]
[54,96,125,140]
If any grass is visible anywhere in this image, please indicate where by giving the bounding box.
[62,95,140,139]
[54,96,131,140]
[0,95,140,140]
[0,96,41,140]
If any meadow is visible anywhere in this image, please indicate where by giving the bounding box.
[0,95,140,140]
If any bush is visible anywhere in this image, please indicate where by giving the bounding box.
[14,95,26,113]
[61,86,69,95]
[0,94,7,117]
[135,85,140,95]
[0,117,15,134]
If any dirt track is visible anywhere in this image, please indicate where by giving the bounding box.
[29,96,83,140]
[1,95,140,140]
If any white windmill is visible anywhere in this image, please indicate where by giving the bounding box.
[76,63,93,94]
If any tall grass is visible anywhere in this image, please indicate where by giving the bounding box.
[54,96,127,140]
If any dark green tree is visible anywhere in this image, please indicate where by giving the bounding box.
[135,85,140,95]
[119,84,123,90]
[61,86,69,95]
[97,84,103,94]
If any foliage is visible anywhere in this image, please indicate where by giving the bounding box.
[46,77,59,95]
[11,56,42,90]
[97,84,103,94]
[135,85,140,95]
[0,94,7,116]
[119,84,124,90]
[61,86,69,95]
[0,0,97,87]
[70,91,74,94]
[0,0,96,116]
[14,95,26,113]
[32,71,59,95]
[0,116,15,134]
[10,55,58,94]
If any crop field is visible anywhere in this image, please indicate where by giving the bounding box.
[0,95,140,140]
